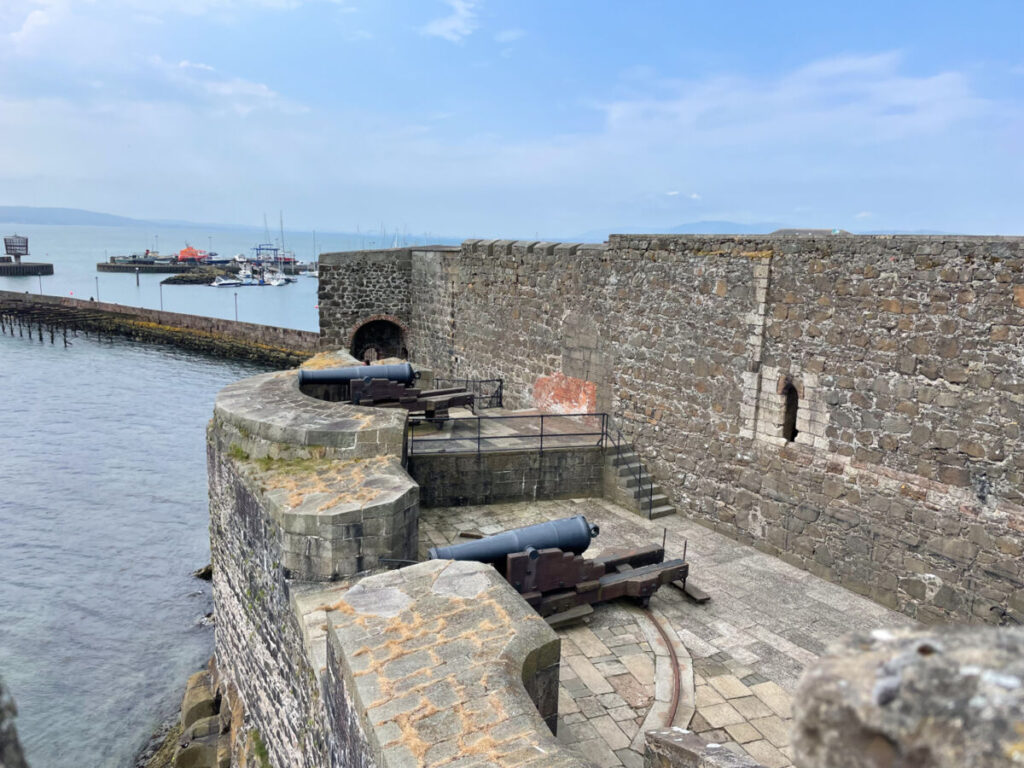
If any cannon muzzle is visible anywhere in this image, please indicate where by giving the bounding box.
[298,363,418,387]
[428,514,599,564]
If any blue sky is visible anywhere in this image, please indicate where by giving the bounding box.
[1,1,1022,237]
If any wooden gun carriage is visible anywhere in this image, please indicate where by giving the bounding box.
[428,515,688,622]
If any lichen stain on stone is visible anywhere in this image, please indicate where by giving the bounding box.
[318,582,543,763]
[300,349,362,370]
[256,455,393,510]
[742,249,774,259]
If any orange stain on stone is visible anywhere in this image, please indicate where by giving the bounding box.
[533,372,597,413]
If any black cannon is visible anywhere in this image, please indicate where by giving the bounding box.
[298,363,420,402]
[428,513,688,622]
[428,514,599,564]
[298,363,418,387]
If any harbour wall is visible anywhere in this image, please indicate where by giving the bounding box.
[319,234,1024,624]
[0,290,319,366]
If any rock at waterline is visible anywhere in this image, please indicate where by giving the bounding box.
[1,675,29,768]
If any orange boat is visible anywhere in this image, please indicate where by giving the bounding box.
[178,245,210,262]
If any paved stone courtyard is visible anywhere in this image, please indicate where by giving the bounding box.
[420,497,913,768]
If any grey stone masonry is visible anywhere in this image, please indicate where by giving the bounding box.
[318,246,458,354]
[408,446,606,508]
[346,234,1024,625]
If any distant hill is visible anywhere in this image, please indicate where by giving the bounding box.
[575,221,787,241]
[0,206,154,227]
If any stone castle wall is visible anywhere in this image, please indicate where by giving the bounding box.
[319,234,1024,624]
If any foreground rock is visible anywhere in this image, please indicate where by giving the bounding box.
[793,626,1024,768]
[1,675,29,768]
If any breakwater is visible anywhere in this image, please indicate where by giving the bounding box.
[0,290,318,367]
[0,262,53,277]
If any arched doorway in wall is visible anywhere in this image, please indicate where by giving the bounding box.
[350,317,407,362]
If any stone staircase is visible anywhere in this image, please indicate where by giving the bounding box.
[607,448,677,519]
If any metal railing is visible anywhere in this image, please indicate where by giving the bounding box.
[433,377,503,409]
[607,424,655,520]
[404,408,656,519]
[407,412,607,456]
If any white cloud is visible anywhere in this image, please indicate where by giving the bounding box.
[665,190,679,196]
[179,60,215,71]
[601,52,987,148]
[9,9,51,44]
[151,55,304,116]
[855,211,873,219]
[420,0,478,43]
[689,193,701,200]
[494,28,523,43]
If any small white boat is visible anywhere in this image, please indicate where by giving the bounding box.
[211,275,243,287]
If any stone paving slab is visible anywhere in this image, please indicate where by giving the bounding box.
[421,497,913,767]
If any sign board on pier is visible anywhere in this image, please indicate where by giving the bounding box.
[3,235,28,264]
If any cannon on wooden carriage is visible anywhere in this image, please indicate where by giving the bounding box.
[298,363,473,421]
[428,514,689,623]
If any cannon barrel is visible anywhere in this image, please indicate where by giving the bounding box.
[428,514,599,563]
[298,363,417,386]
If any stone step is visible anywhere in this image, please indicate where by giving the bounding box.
[611,450,638,467]
[623,472,654,489]
[617,462,644,477]
[647,504,677,519]
[637,492,670,508]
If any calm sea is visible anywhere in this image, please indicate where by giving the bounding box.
[0,222,347,766]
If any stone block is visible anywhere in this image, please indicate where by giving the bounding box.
[793,626,1024,768]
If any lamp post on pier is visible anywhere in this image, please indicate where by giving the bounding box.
[234,292,238,321]
[159,282,163,311]
[95,276,99,302]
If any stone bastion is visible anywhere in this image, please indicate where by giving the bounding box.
[193,356,1024,768]
[204,365,583,767]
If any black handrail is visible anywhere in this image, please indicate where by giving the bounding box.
[608,424,655,520]
[404,410,655,518]
[407,412,607,456]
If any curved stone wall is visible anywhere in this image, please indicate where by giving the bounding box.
[208,367,588,767]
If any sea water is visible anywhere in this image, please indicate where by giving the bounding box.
[0,222,350,766]
[0,330,270,767]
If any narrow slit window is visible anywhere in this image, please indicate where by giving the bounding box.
[782,381,799,442]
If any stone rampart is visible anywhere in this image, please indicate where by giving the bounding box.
[207,366,589,767]
[317,235,1024,624]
